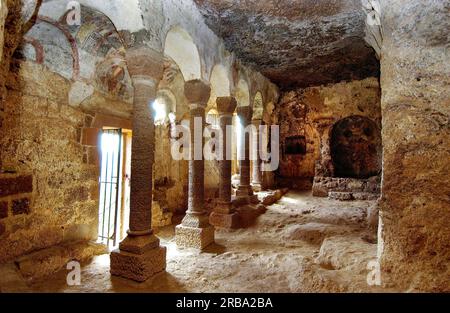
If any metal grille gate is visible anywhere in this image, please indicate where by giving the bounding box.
[98,129,122,248]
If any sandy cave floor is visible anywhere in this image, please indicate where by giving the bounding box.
[28,191,393,293]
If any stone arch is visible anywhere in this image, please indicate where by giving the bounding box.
[68,5,132,100]
[154,88,177,124]
[156,88,177,114]
[206,108,219,127]
[235,78,250,107]
[330,115,382,178]
[158,57,190,121]
[208,64,230,110]
[68,5,125,58]
[164,26,202,82]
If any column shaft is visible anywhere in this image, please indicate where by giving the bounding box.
[236,106,254,198]
[251,119,262,190]
[219,113,233,202]
[240,129,251,186]
[187,105,205,215]
[128,78,156,235]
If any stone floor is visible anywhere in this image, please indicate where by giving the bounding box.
[21,191,395,292]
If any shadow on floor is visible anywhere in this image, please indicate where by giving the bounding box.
[111,271,187,293]
[203,242,226,255]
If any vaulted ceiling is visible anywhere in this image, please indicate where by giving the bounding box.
[193,0,379,90]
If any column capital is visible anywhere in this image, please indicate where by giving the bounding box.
[217,97,237,115]
[184,79,211,106]
[237,106,253,123]
[126,46,164,82]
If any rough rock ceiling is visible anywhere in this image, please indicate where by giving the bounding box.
[194,0,379,90]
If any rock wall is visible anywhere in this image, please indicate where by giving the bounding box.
[0,0,41,169]
[0,61,99,262]
[313,176,380,201]
[378,0,450,291]
[0,0,7,65]
[276,77,381,189]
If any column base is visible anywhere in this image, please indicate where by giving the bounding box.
[251,182,262,192]
[236,185,254,198]
[236,204,267,228]
[175,224,215,250]
[110,235,166,282]
[233,194,259,205]
[209,211,240,229]
[175,213,215,249]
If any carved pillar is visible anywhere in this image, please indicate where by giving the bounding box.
[261,124,275,190]
[316,122,334,177]
[236,106,258,203]
[110,47,166,282]
[231,115,239,176]
[175,80,215,250]
[312,120,335,198]
[251,118,262,191]
[209,97,240,229]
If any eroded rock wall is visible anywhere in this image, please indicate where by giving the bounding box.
[0,0,7,65]
[0,61,99,262]
[276,77,381,189]
[378,0,450,291]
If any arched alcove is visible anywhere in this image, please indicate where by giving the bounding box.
[206,108,219,126]
[235,78,250,107]
[154,88,177,125]
[330,115,382,178]
[73,6,132,97]
[164,26,202,81]
[209,64,230,110]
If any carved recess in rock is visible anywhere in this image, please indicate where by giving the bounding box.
[330,115,381,178]
[193,0,379,89]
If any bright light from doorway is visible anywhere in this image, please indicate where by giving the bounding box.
[152,99,167,124]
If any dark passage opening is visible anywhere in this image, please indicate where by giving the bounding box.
[285,136,307,155]
[330,115,381,178]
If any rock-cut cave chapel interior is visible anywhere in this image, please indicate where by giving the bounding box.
[0,0,448,293]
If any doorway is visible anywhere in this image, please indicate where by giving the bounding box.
[97,128,131,249]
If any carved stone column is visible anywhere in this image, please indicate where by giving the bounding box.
[110,47,166,282]
[261,124,275,190]
[312,119,335,197]
[315,121,335,177]
[209,97,240,229]
[236,106,257,202]
[251,118,262,191]
[175,80,215,250]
